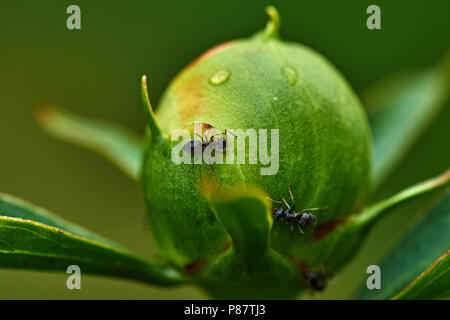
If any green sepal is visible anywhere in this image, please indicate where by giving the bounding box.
[141,75,164,143]
[199,185,302,299]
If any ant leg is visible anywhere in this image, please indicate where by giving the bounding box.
[288,185,295,211]
[209,129,237,141]
[300,207,326,214]
[297,224,304,234]
[280,195,291,210]
[202,150,215,172]
[195,133,204,143]
[209,131,224,140]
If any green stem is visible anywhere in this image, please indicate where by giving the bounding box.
[355,168,450,226]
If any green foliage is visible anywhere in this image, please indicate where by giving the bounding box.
[0,192,119,248]
[395,251,449,300]
[36,106,143,180]
[363,56,450,189]
[354,191,450,299]
[1,6,449,300]
[0,195,185,286]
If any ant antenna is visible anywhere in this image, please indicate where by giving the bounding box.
[209,129,237,141]
[288,185,295,210]
[209,132,223,140]
[195,133,204,143]
[280,195,291,210]
[299,206,328,214]
[225,129,237,137]
[266,196,282,204]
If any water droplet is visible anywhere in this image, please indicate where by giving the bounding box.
[282,67,297,86]
[209,70,230,85]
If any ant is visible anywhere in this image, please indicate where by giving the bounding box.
[182,127,236,157]
[267,185,327,234]
[305,271,326,291]
[298,262,328,292]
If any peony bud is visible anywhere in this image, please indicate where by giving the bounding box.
[142,7,372,298]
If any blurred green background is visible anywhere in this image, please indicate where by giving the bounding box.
[0,0,449,299]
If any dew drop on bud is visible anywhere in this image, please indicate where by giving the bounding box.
[209,70,230,85]
[282,66,297,86]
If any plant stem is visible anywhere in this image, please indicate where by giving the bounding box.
[355,168,450,226]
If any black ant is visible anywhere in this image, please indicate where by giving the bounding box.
[305,271,326,291]
[267,186,326,234]
[297,262,328,292]
[182,128,236,158]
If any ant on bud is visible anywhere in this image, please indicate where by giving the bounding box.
[181,123,237,172]
[267,185,327,234]
[296,262,328,292]
[305,271,326,291]
[182,127,236,156]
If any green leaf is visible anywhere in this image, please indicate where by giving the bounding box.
[394,251,449,300]
[203,185,272,259]
[353,189,450,299]
[0,216,186,286]
[0,192,120,249]
[364,56,450,189]
[35,106,143,180]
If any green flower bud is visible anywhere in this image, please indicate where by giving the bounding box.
[142,7,372,298]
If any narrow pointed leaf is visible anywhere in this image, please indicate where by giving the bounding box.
[0,192,120,249]
[353,190,450,299]
[0,215,186,286]
[363,57,450,189]
[394,251,449,300]
[36,106,143,180]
